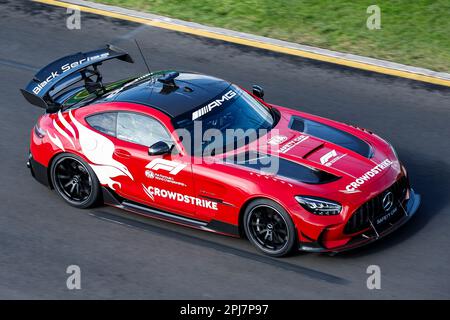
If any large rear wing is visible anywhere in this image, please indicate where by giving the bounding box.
[20,45,133,112]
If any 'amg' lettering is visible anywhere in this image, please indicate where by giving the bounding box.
[192,90,237,120]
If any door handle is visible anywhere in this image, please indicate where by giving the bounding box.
[200,190,216,196]
[199,192,235,207]
[114,149,131,158]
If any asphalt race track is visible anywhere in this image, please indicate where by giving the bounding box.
[0,0,449,299]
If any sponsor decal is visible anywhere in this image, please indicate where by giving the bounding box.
[267,135,288,146]
[32,52,110,95]
[320,149,337,165]
[345,159,393,192]
[320,149,347,167]
[192,90,237,120]
[279,135,309,153]
[142,185,218,210]
[145,170,155,179]
[146,158,186,175]
[145,170,187,187]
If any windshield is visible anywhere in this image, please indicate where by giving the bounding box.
[173,85,275,155]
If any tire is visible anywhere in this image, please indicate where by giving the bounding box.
[50,153,101,209]
[243,199,297,257]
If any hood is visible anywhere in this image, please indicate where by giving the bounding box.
[232,106,401,195]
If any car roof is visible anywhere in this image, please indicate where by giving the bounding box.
[107,71,231,118]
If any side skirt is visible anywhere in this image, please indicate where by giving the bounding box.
[101,187,240,237]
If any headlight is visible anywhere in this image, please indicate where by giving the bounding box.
[295,196,342,216]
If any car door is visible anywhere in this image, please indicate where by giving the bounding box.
[85,110,196,216]
[111,111,197,217]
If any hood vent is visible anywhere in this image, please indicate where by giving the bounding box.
[289,116,373,158]
[227,151,340,184]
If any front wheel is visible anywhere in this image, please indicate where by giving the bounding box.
[50,153,101,209]
[243,199,297,257]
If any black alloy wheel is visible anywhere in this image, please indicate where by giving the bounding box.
[244,199,296,257]
[50,154,100,208]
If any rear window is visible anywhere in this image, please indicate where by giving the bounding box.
[86,112,117,137]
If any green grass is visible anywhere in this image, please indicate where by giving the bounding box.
[92,0,450,72]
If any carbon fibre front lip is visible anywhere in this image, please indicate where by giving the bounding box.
[299,188,421,253]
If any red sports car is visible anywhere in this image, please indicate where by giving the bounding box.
[21,46,420,257]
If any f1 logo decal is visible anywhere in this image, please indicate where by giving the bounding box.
[320,150,337,165]
[145,159,186,175]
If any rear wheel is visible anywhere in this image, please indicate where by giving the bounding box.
[243,199,296,257]
[50,153,100,208]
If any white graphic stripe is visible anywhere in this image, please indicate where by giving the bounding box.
[53,119,76,148]
[46,110,134,191]
[58,111,76,139]
[90,164,123,190]
[47,130,65,151]
[68,110,133,181]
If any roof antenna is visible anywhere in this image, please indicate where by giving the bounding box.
[134,39,151,75]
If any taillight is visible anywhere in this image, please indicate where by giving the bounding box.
[34,122,46,138]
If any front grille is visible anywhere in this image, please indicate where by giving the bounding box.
[344,176,408,234]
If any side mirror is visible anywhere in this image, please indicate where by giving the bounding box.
[252,85,264,100]
[148,141,171,156]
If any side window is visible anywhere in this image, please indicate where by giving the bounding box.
[86,112,117,137]
[116,112,172,147]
